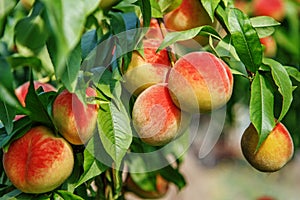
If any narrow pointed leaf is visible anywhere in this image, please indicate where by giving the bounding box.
[228,8,262,72]
[263,58,293,121]
[250,72,275,149]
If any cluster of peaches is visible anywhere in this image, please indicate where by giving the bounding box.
[2,0,294,197]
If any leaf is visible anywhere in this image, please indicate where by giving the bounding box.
[25,75,54,128]
[97,82,132,169]
[81,29,98,60]
[158,25,221,51]
[250,16,280,38]
[76,136,109,187]
[53,190,84,200]
[6,55,43,71]
[159,165,186,190]
[0,58,26,113]
[136,0,151,28]
[263,58,293,121]
[157,0,182,14]
[0,189,22,200]
[250,72,276,149]
[285,66,300,82]
[228,8,262,73]
[201,0,221,22]
[149,0,163,18]
[41,0,99,78]
[0,0,16,37]
[61,43,81,93]
[0,101,15,134]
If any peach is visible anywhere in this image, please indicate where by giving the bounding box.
[126,174,169,199]
[3,126,74,194]
[52,88,99,145]
[15,81,57,107]
[163,0,214,47]
[252,0,286,21]
[132,84,190,146]
[260,36,277,57]
[143,18,164,40]
[167,51,233,113]
[123,39,171,95]
[241,122,294,172]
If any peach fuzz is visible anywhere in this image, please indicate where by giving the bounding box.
[132,84,190,146]
[3,126,74,194]
[52,88,99,145]
[163,0,214,47]
[252,0,286,21]
[123,39,171,95]
[241,122,294,172]
[167,51,233,113]
[15,81,57,107]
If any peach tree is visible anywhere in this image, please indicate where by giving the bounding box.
[0,0,299,199]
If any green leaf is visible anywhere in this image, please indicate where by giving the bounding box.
[0,189,22,200]
[158,25,221,51]
[285,66,300,82]
[159,165,186,190]
[76,136,108,187]
[41,0,99,78]
[15,10,49,53]
[149,0,163,18]
[6,55,43,71]
[201,0,221,22]
[250,16,280,38]
[157,0,182,13]
[136,0,151,28]
[0,0,16,37]
[0,101,15,134]
[97,82,132,169]
[228,8,262,73]
[25,75,54,127]
[250,72,276,149]
[61,43,81,93]
[81,29,98,60]
[263,58,293,121]
[0,58,26,113]
[53,190,84,200]
[0,116,32,151]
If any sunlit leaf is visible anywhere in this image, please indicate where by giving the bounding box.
[250,72,275,149]
[228,8,262,73]
[264,58,293,121]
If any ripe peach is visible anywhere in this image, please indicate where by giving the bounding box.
[15,81,57,107]
[167,51,233,113]
[260,36,277,57]
[253,0,286,21]
[126,174,169,199]
[3,126,74,194]
[143,18,164,40]
[132,84,190,146]
[241,122,294,172]
[52,88,99,145]
[163,0,214,47]
[123,39,171,95]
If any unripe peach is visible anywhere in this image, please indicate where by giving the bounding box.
[241,122,294,172]
[3,126,74,194]
[132,84,190,146]
[123,39,171,95]
[15,81,57,107]
[163,0,214,47]
[253,0,286,21]
[167,51,233,113]
[52,88,99,145]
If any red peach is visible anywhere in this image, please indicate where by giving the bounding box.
[163,0,214,47]
[260,36,277,57]
[241,122,294,172]
[52,88,99,145]
[123,39,172,95]
[167,51,233,113]
[15,81,57,107]
[132,84,190,146]
[143,18,164,40]
[253,0,286,21]
[3,126,74,193]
